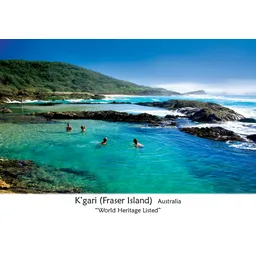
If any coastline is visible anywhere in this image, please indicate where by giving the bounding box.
[1,96,256,193]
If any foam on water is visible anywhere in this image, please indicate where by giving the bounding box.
[185,121,256,151]
[65,99,85,103]
[191,122,256,136]
[229,107,256,119]
[227,141,256,151]
[2,94,256,153]
[125,109,185,117]
[184,94,256,103]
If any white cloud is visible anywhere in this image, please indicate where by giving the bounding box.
[153,82,206,93]
[152,79,256,95]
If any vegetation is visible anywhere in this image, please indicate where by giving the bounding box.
[0,60,179,99]
[182,90,207,95]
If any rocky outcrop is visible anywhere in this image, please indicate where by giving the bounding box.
[0,107,12,113]
[34,110,180,128]
[39,102,63,106]
[33,109,247,142]
[35,111,162,124]
[0,158,99,193]
[239,118,256,123]
[137,100,244,123]
[180,126,245,142]
[247,134,256,143]
[91,94,105,100]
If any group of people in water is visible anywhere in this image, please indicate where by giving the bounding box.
[66,123,85,132]
[66,122,144,148]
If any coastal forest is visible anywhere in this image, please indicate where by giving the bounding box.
[0,60,179,98]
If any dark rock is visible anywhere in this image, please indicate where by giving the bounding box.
[148,123,161,127]
[147,120,177,127]
[110,101,132,104]
[239,118,256,123]
[34,110,182,128]
[0,158,91,194]
[34,110,162,124]
[180,126,245,142]
[247,134,256,142]
[167,122,177,126]
[39,102,62,106]
[138,100,244,123]
[0,159,35,180]
[91,94,105,100]
[164,114,183,119]
[190,109,222,122]
[0,107,12,113]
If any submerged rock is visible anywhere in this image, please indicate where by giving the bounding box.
[0,158,100,194]
[0,107,12,113]
[247,134,256,143]
[180,126,245,142]
[39,102,62,106]
[0,159,35,193]
[137,100,244,123]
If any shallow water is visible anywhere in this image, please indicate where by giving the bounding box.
[1,94,256,193]
[0,118,255,193]
[6,93,256,118]
[2,103,182,117]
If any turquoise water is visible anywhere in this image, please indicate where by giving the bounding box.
[20,94,256,117]
[0,115,255,193]
[1,94,256,193]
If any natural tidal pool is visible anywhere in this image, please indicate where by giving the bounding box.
[0,116,256,193]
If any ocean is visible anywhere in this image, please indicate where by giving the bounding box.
[1,94,256,193]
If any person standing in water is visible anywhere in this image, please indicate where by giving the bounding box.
[100,137,108,145]
[66,122,72,132]
[81,125,86,132]
[133,138,144,148]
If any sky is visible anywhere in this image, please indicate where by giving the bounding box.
[1,39,256,94]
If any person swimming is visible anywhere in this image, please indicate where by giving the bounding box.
[66,122,72,132]
[133,138,144,148]
[100,137,108,145]
[81,125,86,132]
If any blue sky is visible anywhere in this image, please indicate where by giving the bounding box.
[1,39,256,94]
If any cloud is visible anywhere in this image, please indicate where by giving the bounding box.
[153,82,205,93]
[152,79,256,95]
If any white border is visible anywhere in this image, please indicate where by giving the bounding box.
[1,0,256,255]
[0,194,256,255]
[1,0,256,39]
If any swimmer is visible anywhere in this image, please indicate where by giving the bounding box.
[100,137,108,145]
[81,125,86,132]
[133,138,144,148]
[66,122,72,132]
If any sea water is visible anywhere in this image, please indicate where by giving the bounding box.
[1,94,256,193]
